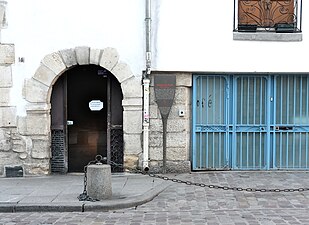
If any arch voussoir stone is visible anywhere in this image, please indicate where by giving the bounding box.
[33,64,57,87]
[99,47,119,71]
[75,46,90,65]
[60,48,77,68]
[41,52,66,75]
[111,61,134,83]
[89,48,102,65]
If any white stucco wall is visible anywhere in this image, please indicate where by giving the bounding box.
[2,0,145,116]
[2,0,309,116]
[154,0,308,73]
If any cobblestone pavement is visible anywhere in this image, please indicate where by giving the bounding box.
[1,172,309,225]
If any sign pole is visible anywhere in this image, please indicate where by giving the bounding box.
[154,74,176,173]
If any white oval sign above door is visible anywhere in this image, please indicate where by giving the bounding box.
[89,100,103,111]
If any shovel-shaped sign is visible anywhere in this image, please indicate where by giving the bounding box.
[154,74,176,173]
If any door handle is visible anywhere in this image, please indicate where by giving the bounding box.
[274,126,293,131]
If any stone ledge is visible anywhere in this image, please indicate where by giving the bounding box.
[233,32,302,42]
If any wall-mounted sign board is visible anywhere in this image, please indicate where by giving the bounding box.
[89,100,103,111]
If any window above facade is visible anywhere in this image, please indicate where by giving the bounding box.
[233,0,302,41]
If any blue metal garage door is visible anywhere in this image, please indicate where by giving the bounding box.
[192,74,309,170]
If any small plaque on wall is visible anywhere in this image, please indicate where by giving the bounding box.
[89,100,103,111]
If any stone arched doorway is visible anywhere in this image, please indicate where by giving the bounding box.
[51,65,124,173]
[22,46,143,175]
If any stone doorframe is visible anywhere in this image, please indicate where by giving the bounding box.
[21,46,143,175]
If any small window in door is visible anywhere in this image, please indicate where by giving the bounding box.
[234,0,302,33]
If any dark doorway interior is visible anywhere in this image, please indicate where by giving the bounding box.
[67,65,108,172]
[51,65,123,173]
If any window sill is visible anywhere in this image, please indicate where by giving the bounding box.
[233,32,302,42]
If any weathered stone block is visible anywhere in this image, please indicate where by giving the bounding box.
[59,48,77,68]
[31,138,50,159]
[123,133,142,154]
[150,108,189,131]
[120,76,142,98]
[149,147,163,160]
[167,132,188,148]
[149,118,162,132]
[167,147,188,161]
[12,135,32,155]
[41,52,66,75]
[176,73,192,87]
[0,129,11,151]
[23,78,49,103]
[0,88,10,106]
[89,48,102,65]
[100,47,119,71]
[122,98,143,108]
[123,110,142,134]
[148,160,191,173]
[24,113,50,135]
[149,132,163,147]
[165,161,191,173]
[75,46,90,65]
[174,87,190,105]
[167,119,187,132]
[23,159,49,175]
[0,106,16,127]
[124,154,139,169]
[0,44,15,64]
[0,65,12,87]
[111,62,134,83]
[33,64,57,87]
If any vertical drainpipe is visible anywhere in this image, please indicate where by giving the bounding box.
[142,0,151,171]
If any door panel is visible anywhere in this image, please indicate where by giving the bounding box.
[67,66,107,172]
[193,74,309,171]
[192,76,228,170]
[50,75,67,173]
[233,76,268,169]
[273,75,309,169]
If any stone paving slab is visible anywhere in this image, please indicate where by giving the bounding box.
[1,171,309,225]
[0,173,168,212]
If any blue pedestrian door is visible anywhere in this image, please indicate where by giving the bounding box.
[192,74,309,170]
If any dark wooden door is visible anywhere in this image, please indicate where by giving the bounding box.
[67,65,108,172]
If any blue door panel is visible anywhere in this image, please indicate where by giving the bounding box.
[192,74,309,170]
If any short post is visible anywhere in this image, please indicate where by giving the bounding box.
[87,164,112,200]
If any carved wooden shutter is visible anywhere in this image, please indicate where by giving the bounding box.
[238,0,295,27]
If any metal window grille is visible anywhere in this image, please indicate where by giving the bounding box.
[234,0,302,32]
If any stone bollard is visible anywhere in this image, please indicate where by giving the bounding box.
[87,164,112,200]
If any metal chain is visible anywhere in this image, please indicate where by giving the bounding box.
[78,155,309,202]
[110,162,309,193]
[146,173,309,193]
